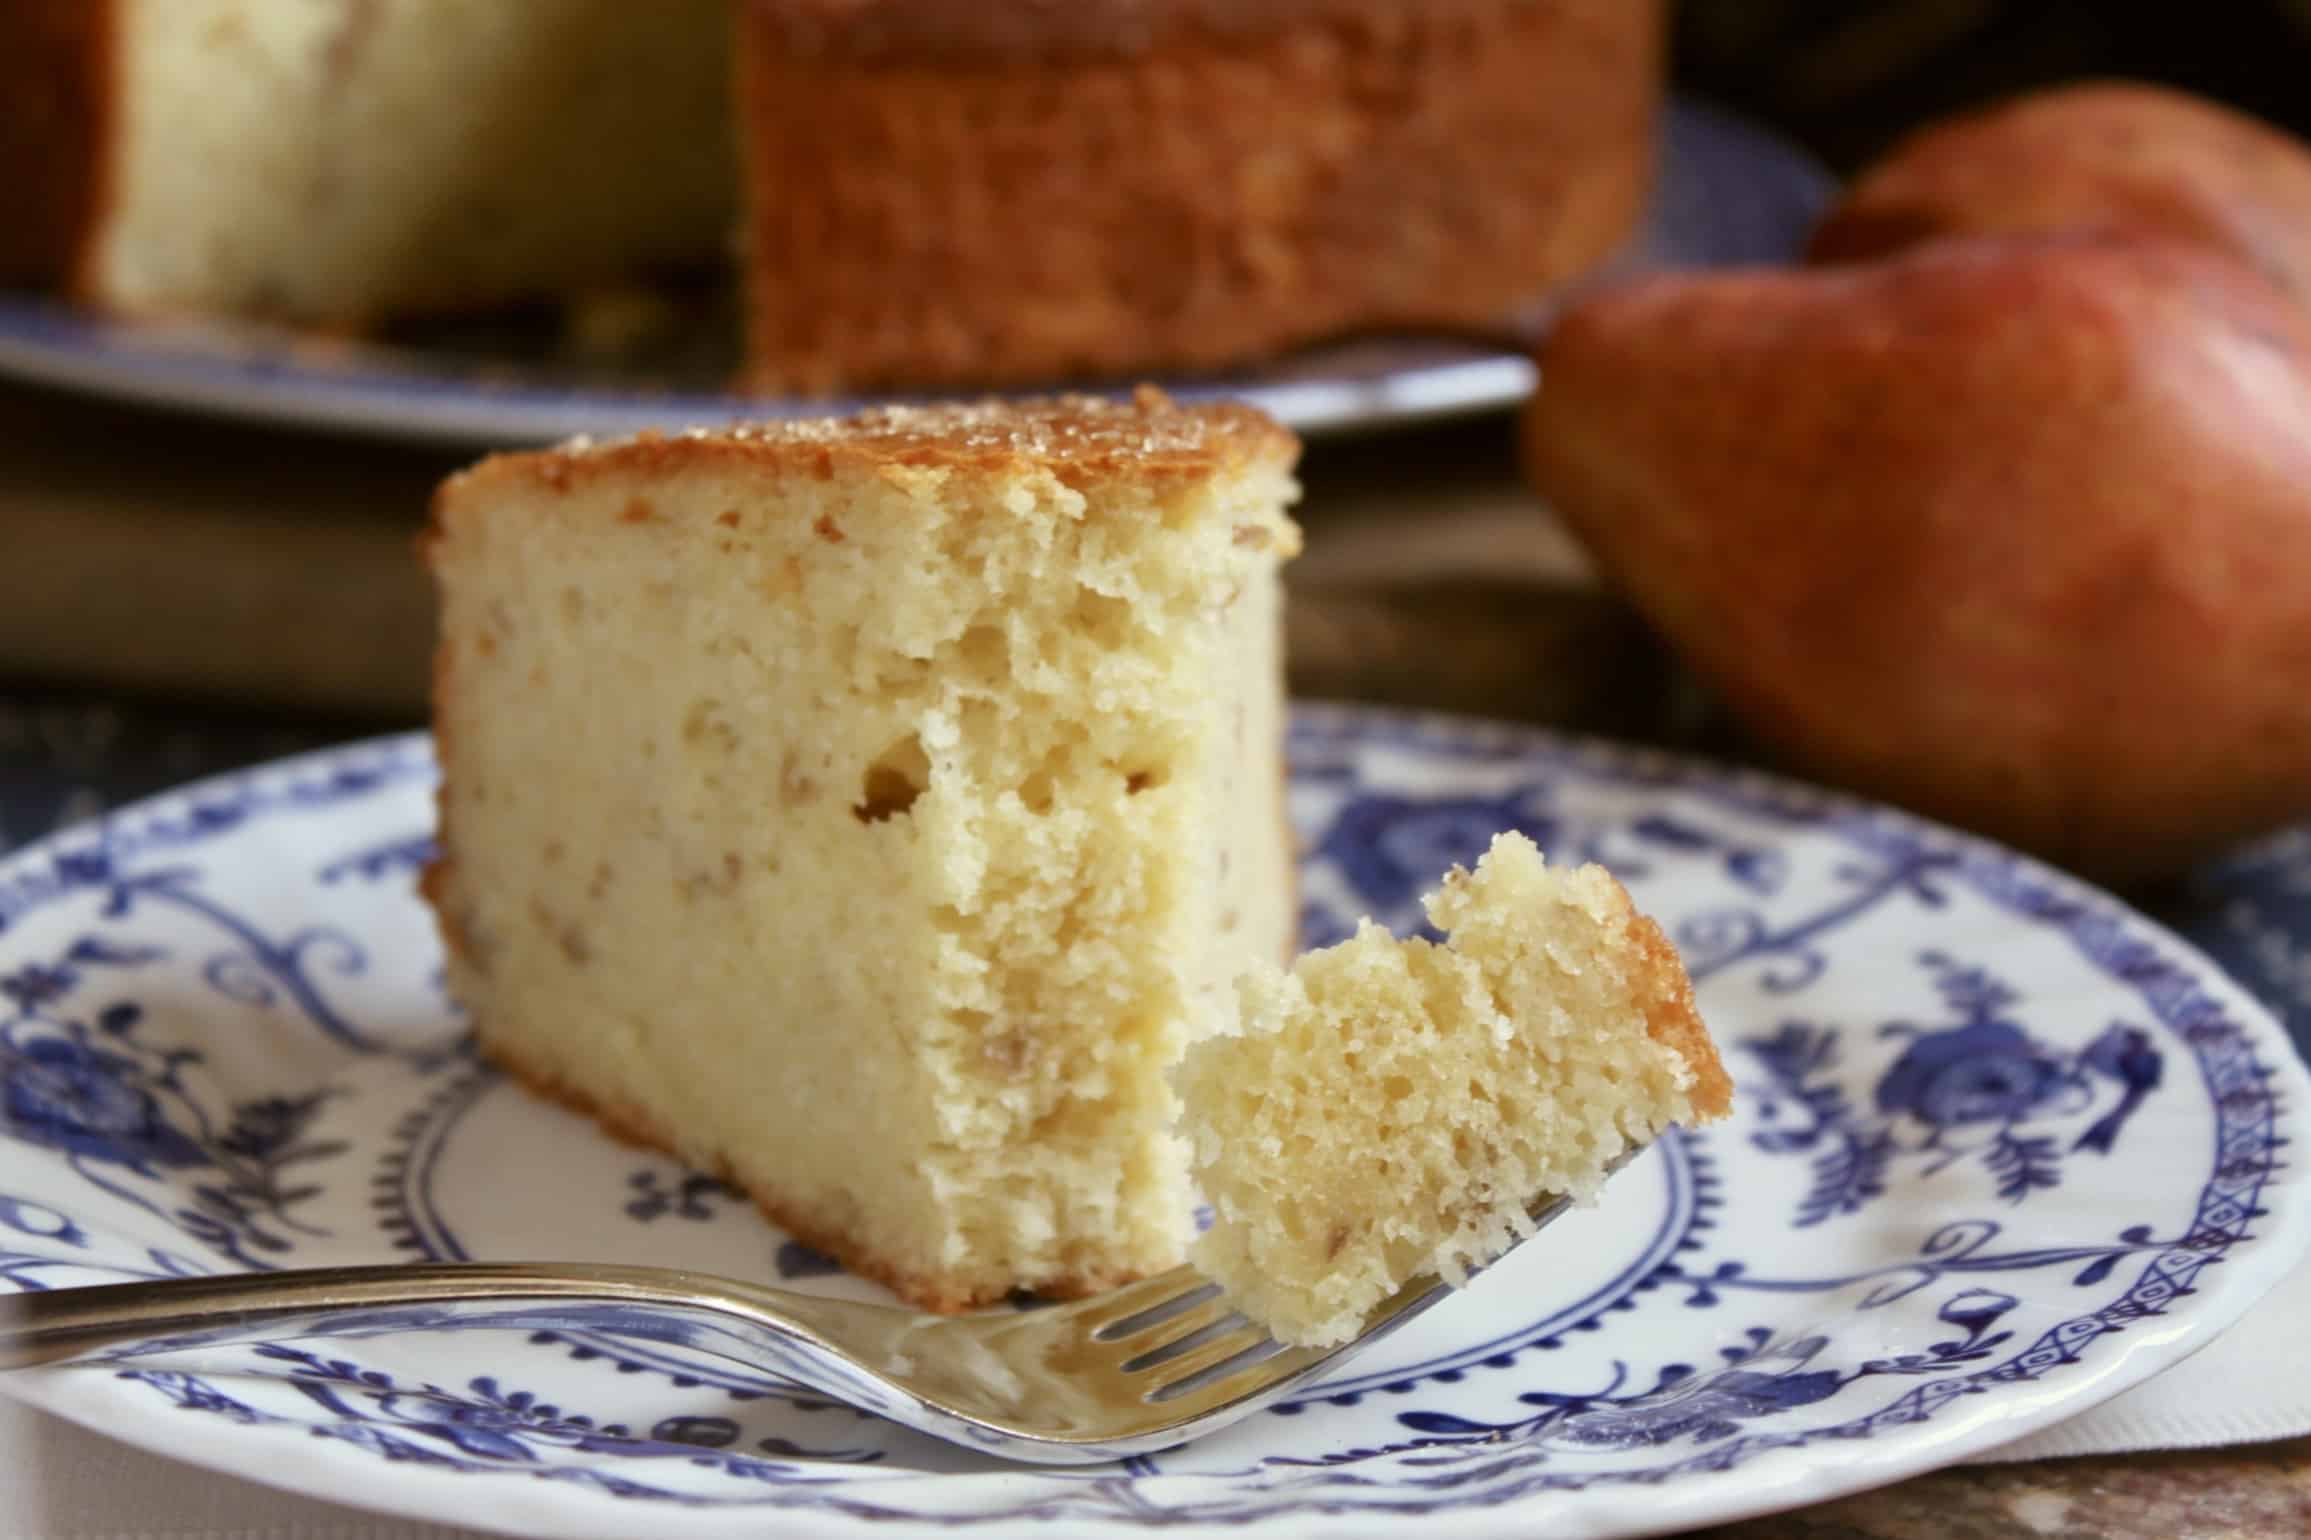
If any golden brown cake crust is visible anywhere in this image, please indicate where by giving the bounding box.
[431,389,1300,520]
[738,0,1661,392]
[754,0,1551,62]
[478,1026,1153,1313]
[0,0,111,288]
[1619,898,1735,1121]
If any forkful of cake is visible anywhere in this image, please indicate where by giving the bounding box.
[0,834,1727,1463]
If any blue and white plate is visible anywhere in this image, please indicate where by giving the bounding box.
[0,104,1829,449]
[0,706,2302,1540]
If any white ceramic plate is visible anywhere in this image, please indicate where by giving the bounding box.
[0,705,2302,1540]
[0,104,1830,449]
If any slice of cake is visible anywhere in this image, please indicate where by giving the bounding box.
[1175,833,1730,1346]
[423,389,1302,1311]
[0,0,733,322]
[735,0,1663,391]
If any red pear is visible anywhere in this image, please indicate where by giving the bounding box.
[1810,82,2311,304]
[1524,232,2311,879]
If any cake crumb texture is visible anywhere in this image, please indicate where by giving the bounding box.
[425,391,1301,1311]
[12,0,734,322]
[1176,832,1729,1346]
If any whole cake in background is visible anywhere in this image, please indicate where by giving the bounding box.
[735,0,1663,390]
[422,390,1303,1311]
[0,0,734,324]
[0,0,1663,392]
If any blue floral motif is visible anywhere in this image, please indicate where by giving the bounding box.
[241,1345,884,1471]
[0,963,76,1012]
[620,1170,845,1281]
[1743,953,2163,1224]
[0,934,345,1269]
[1314,786,1557,915]
[99,865,390,1056]
[0,740,435,940]
[1392,1297,2016,1456]
[0,714,2293,1530]
[1876,1021,2063,1128]
[2,1034,209,1172]
[1678,835,1959,995]
[317,832,437,886]
[626,1169,738,1224]
[1624,813,1788,896]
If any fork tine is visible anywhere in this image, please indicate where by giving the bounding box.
[1139,1323,1274,1396]
[1107,1293,1237,1355]
[1071,1267,1213,1335]
[1117,1304,1249,1371]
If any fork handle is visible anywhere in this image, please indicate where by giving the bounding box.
[0,1262,836,1371]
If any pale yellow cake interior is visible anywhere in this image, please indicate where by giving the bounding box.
[427,402,1301,1309]
[1176,833,1728,1346]
[95,0,733,321]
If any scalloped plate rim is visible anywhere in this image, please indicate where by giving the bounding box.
[0,704,2299,1540]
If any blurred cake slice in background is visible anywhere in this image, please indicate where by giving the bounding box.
[1176,832,1730,1346]
[1,0,1666,389]
[0,0,733,324]
[733,0,1665,390]
[422,389,1302,1311]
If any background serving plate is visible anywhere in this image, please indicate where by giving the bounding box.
[0,704,2301,1538]
[0,104,1830,449]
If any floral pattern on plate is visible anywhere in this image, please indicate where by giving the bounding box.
[0,708,2302,1540]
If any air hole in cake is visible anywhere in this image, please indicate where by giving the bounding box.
[1018,729,1095,815]
[778,751,819,808]
[982,1029,1033,1075]
[681,698,740,755]
[704,634,757,662]
[958,623,1008,678]
[853,734,929,824]
[560,588,585,623]
[1122,765,1167,794]
[872,655,937,693]
[1069,588,1134,647]
[828,621,863,677]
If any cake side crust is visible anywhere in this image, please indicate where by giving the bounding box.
[0,0,112,289]
[1620,902,1736,1119]
[738,0,1661,391]
[752,0,1594,64]
[479,1020,1157,1314]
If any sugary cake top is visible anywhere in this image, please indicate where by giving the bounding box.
[481,388,1298,489]
[748,0,1435,63]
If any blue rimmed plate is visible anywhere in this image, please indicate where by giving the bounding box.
[0,103,1830,449]
[0,704,2302,1539]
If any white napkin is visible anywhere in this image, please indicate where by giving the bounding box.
[3,1255,2305,1540]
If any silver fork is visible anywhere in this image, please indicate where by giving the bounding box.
[0,1189,1592,1464]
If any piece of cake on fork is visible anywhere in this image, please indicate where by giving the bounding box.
[1176,832,1731,1346]
[422,389,1302,1311]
